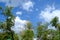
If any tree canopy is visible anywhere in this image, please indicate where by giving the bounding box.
[0,6,60,40]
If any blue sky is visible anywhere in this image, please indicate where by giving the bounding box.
[0,0,60,33]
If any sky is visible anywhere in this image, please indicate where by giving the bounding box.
[0,0,60,34]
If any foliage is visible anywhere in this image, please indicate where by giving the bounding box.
[20,22,34,40]
[0,6,17,40]
[0,6,60,40]
[50,16,58,28]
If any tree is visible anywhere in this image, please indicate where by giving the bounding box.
[20,21,34,40]
[50,16,58,28]
[13,34,19,40]
[0,6,15,40]
[50,16,60,40]
[37,23,49,40]
[37,24,44,40]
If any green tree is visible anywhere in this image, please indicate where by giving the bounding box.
[37,23,49,40]
[0,6,17,40]
[37,24,44,40]
[50,16,58,28]
[50,16,60,40]
[20,21,34,40]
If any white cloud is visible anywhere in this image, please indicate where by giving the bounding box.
[22,1,34,11]
[39,5,60,22]
[0,0,21,7]
[16,11,22,15]
[48,24,56,30]
[0,0,34,11]
[12,16,27,34]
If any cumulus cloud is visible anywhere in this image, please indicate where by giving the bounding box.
[12,16,27,34]
[0,0,34,11]
[22,1,34,11]
[0,0,21,7]
[39,5,60,22]
[16,11,22,15]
